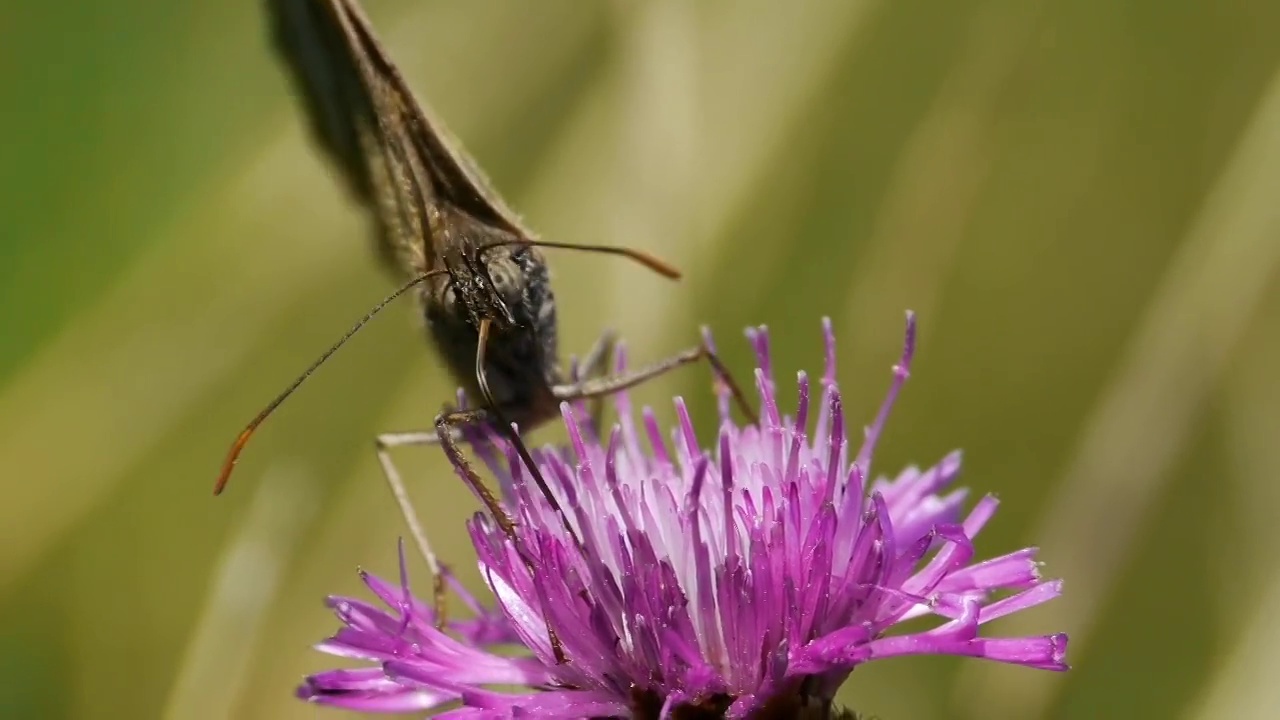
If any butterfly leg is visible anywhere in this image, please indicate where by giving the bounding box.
[574,329,618,441]
[374,430,451,628]
[434,405,567,664]
[551,338,758,425]
[578,328,618,379]
[431,408,518,538]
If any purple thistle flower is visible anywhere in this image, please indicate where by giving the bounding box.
[299,315,1068,718]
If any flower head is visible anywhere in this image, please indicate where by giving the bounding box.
[299,315,1068,718]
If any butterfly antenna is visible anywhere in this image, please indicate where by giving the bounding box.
[213,271,441,495]
[503,240,682,280]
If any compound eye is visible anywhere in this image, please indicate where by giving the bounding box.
[488,263,523,302]
[440,283,459,315]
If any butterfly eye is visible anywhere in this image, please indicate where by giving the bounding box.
[489,264,522,300]
[440,283,459,314]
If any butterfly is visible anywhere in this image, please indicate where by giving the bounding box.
[216,0,756,596]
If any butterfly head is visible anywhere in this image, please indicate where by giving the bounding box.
[436,241,530,333]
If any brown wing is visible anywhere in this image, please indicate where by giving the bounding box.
[265,0,538,276]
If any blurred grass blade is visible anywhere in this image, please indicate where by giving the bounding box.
[603,0,699,346]
[0,1,596,595]
[163,463,318,720]
[839,4,1042,361]
[1186,570,1280,720]
[958,60,1280,718]
[524,0,877,365]
[1187,278,1280,719]
[683,0,880,270]
[0,132,360,593]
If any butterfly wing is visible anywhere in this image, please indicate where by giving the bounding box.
[265,0,538,277]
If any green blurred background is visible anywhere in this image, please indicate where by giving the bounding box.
[3,0,1279,718]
